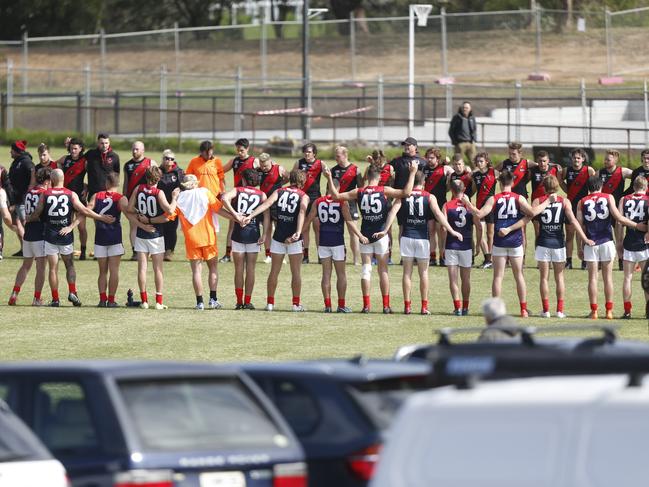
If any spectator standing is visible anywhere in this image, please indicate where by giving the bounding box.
[158,149,184,261]
[449,101,477,166]
[8,140,35,256]
[85,132,120,200]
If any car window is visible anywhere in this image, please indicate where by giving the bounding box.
[118,378,291,452]
[32,382,100,456]
[0,401,52,462]
[270,379,321,437]
[346,377,428,431]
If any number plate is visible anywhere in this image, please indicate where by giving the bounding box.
[199,471,246,487]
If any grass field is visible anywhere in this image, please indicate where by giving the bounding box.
[1,147,648,364]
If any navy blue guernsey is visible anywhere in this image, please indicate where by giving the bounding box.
[134,184,164,239]
[23,186,46,242]
[232,186,264,244]
[93,191,123,246]
[358,186,389,242]
[273,187,305,243]
[536,195,565,249]
[622,193,649,252]
[315,195,345,247]
[580,192,614,245]
[42,187,75,246]
[399,189,433,240]
[445,198,473,251]
[492,191,524,248]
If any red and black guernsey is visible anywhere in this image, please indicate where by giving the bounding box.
[42,187,75,246]
[297,158,323,201]
[93,191,123,246]
[566,165,591,211]
[23,186,47,242]
[274,187,306,243]
[449,170,474,198]
[331,163,359,193]
[232,186,264,244]
[473,168,497,209]
[378,164,392,187]
[423,164,448,208]
[530,164,560,201]
[61,155,86,197]
[624,166,649,196]
[232,155,256,187]
[124,158,152,198]
[357,186,390,243]
[258,164,284,197]
[599,167,625,204]
[501,158,529,198]
[134,184,164,239]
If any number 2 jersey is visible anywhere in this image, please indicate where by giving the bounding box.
[23,186,47,242]
[42,187,75,246]
[134,184,164,239]
[274,186,306,243]
[232,186,264,244]
[357,186,389,243]
[93,191,123,246]
[445,197,473,251]
[315,195,345,247]
[397,189,433,240]
[621,192,649,252]
[536,195,566,249]
[492,191,523,248]
[579,192,613,245]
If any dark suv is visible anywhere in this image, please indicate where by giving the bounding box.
[0,361,306,487]
[243,358,430,487]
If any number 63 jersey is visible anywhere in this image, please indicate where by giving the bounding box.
[357,186,389,242]
[42,187,75,246]
[621,192,649,251]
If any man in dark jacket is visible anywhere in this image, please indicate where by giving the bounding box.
[8,140,34,256]
[85,132,120,200]
[449,101,477,167]
[390,137,427,190]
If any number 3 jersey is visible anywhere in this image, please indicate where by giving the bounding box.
[357,186,389,242]
[315,195,345,247]
[134,184,164,239]
[397,189,433,240]
[42,187,75,245]
[23,186,47,242]
[621,192,649,251]
[579,192,613,245]
[492,191,523,248]
[445,197,473,251]
[274,187,306,242]
[93,191,123,246]
[536,195,566,249]
[232,186,264,244]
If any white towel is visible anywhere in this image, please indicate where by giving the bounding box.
[177,187,209,226]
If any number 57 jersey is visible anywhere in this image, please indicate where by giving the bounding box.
[358,186,389,242]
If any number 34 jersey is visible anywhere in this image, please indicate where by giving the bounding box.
[621,192,649,251]
[492,191,523,248]
[232,186,265,244]
[42,187,75,245]
[274,187,306,243]
[357,186,390,242]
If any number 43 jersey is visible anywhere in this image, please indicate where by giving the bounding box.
[274,186,306,243]
[42,187,75,245]
[232,186,265,244]
[622,192,649,251]
[358,186,389,242]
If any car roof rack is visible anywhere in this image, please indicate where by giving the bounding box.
[435,324,618,346]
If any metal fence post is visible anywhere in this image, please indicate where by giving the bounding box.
[84,63,91,135]
[581,78,588,146]
[174,22,180,89]
[377,75,384,147]
[234,66,242,135]
[305,73,312,141]
[22,31,28,95]
[100,28,107,92]
[260,14,267,87]
[644,79,648,147]
[76,92,82,133]
[6,59,14,130]
[160,65,167,138]
[515,81,522,142]
[350,12,356,81]
[441,7,448,77]
[534,5,542,74]
[605,8,612,77]
[114,90,120,134]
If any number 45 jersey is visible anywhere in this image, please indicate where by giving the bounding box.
[358,186,390,242]
[622,192,649,251]
[42,187,75,246]
[232,186,265,244]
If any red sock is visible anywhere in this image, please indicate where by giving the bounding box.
[292,296,300,306]
[542,298,549,313]
[141,291,148,303]
[156,293,163,305]
[363,295,370,308]
[605,301,613,311]
[235,288,244,305]
[557,299,564,312]
[267,296,275,305]
[453,300,461,311]
[68,283,77,294]
[382,294,390,308]
[422,299,428,310]
[520,302,528,313]
[338,298,345,308]
[590,303,598,312]
[34,291,41,300]
[624,301,632,313]
[226,245,232,256]
[244,295,251,304]
[404,300,411,310]
[108,295,115,303]
[100,292,108,302]
[431,251,437,260]
[12,285,20,293]
[324,297,332,308]
[52,289,59,301]
[265,248,271,257]
[462,300,469,310]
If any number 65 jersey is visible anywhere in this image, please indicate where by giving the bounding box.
[42,187,75,246]
[357,186,389,243]
[621,192,649,251]
[492,191,523,248]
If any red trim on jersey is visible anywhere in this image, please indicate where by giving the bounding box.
[512,159,529,189]
[378,164,392,186]
[233,156,256,187]
[602,166,623,195]
[568,165,590,201]
[63,157,86,188]
[127,158,152,196]
[531,165,559,200]
[337,164,358,192]
[476,168,496,208]
[260,164,282,195]
[301,159,322,193]
[424,165,446,193]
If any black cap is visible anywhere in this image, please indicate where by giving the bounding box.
[401,137,418,146]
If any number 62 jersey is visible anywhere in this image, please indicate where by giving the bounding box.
[232,186,265,244]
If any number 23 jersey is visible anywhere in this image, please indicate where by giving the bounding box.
[42,187,75,245]
[357,186,389,242]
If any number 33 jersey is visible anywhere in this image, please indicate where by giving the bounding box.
[492,191,523,248]
[621,192,649,251]
[357,186,390,242]
[579,192,614,245]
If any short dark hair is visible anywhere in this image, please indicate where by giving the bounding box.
[587,175,603,192]
[289,168,306,187]
[235,138,249,149]
[535,150,549,160]
[35,167,51,185]
[199,140,213,153]
[414,170,424,186]
[570,148,588,162]
[105,171,119,189]
[97,132,110,140]
[498,170,514,186]
[366,165,381,182]
[302,143,317,155]
[508,142,522,151]
[69,137,85,150]
[241,168,259,187]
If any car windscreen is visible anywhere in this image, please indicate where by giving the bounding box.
[118,378,291,452]
[0,402,52,462]
[346,377,428,431]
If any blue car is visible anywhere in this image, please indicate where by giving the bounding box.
[0,361,306,487]
[242,358,430,487]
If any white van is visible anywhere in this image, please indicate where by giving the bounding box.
[371,375,649,487]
